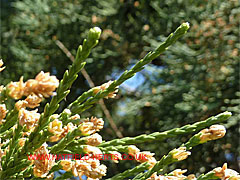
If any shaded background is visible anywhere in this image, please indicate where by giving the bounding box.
[1,0,239,178]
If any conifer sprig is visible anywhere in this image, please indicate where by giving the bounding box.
[0,21,238,180]
[69,23,190,114]
[23,27,102,152]
[0,27,102,179]
[136,125,226,179]
[99,111,231,147]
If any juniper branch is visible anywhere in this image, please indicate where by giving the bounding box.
[0,128,13,142]
[0,27,102,179]
[98,145,129,153]
[137,122,228,179]
[69,22,190,114]
[25,27,101,152]
[99,111,231,147]
[101,112,231,180]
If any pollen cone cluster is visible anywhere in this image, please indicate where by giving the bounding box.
[33,143,54,179]
[7,71,59,100]
[0,104,7,125]
[128,145,157,168]
[48,115,76,142]
[60,159,107,179]
[93,81,118,99]
[79,117,104,136]
[199,125,226,143]
[213,163,240,180]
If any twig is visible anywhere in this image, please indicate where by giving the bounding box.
[55,40,123,138]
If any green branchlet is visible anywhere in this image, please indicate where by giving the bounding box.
[99,111,231,147]
[0,23,237,180]
[68,23,190,114]
[24,27,102,152]
[136,123,227,180]
[0,27,102,179]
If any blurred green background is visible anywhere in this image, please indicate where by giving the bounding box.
[1,0,239,178]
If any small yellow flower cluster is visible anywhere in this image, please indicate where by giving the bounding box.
[7,71,59,109]
[171,147,191,161]
[128,145,157,168]
[147,169,196,180]
[199,125,226,143]
[79,117,104,136]
[0,104,7,125]
[213,163,240,180]
[60,159,107,179]
[33,143,54,179]
[0,60,5,72]
[93,81,118,99]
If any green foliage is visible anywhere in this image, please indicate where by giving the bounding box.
[1,0,239,177]
[1,25,238,179]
